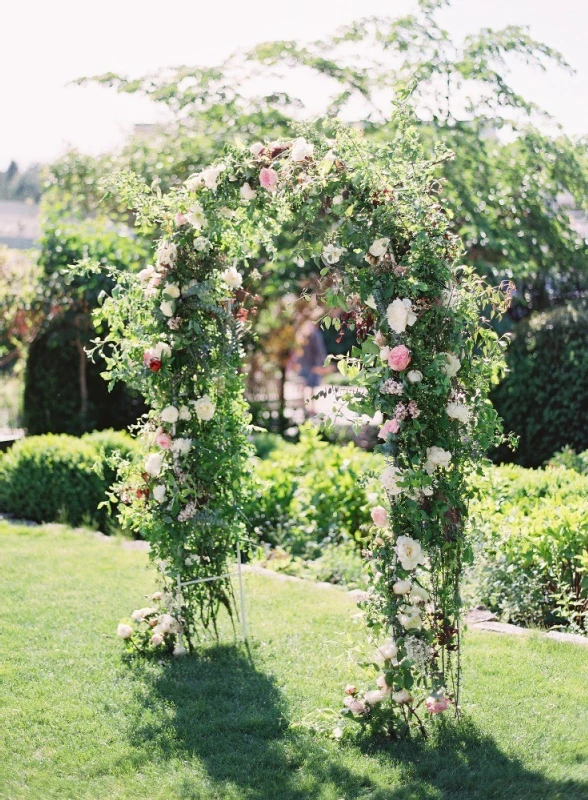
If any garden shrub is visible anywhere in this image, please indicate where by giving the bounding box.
[546,446,588,475]
[467,464,588,632]
[491,303,588,467]
[0,431,139,529]
[244,425,384,557]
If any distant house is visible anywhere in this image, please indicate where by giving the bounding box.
[0,201,40,249]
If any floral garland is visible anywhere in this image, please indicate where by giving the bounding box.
[95,119,506,735]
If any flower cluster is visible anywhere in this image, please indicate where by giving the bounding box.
[116,592,186,656]
[91,123,506,729]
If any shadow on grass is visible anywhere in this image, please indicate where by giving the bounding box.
[126,645,587,800]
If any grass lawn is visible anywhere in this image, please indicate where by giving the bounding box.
[1,521,587,800]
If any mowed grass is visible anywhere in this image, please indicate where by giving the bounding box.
[1,521,587,800]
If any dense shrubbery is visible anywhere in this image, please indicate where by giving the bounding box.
[547,446,588,475]
[468,465,588,632]
[245,425,384,558]
[0,431,140,529]
[492,304,588,467]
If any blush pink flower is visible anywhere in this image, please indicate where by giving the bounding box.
[425,696,451,714]
[259,167,278,192]
[175,212,187,226]
[388,345,411,371]
[378,419,400,439]
[371,506,388,527]
[155,432,173,449]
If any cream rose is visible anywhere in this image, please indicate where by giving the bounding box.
[441,352,461,378]
[171,437,192,455]
[156,241,177,267]
[290,137,314,161]
[398,606,422,629]
[117,623,133,639]
[163,283,180,298]
[424,446,452,474]
[446,402,470,423]
[192,395,216,421]
[161,405,179,423]
[186,203,207,229]
[393,580,412,595]
[392,689,412,705]
[406,370,423,383]
[145,452,164,477]
[386,298,417,334]
[369,237,390,257]
[322,243,344,265]
[160,300,174,317]
[381,465,404,496]
[396,535,425,570]
[240,182,257,201]
[222,266,243,289]
[153,485,166,504]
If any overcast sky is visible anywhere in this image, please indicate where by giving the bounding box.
[2,0,588,170]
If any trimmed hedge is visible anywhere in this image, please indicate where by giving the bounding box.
[491,304,588,467]
[468,464,588,632]
[0,431,140,529]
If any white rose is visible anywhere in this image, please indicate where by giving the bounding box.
[376,640,398,661]
[424,446,452,474]
[145,452,164,477]
[161,405,179,423]
[156,241,177,267]
[376,674,392,693]
[160,300,174,317]
[186,204,207,229]
[186,164,224,191]
[192,395,216,421]
[131,607,156,621]
[398,607,422,629]
[409,586,430,604]
[152,591,163,601]
[441,352,461,378]
[117,623,133,639]
[406,370,423,383]
[395,536,425,570]
[179,405,191,421]
[138,265,158,285]
[290,137,314,162]
[151,341,171,361]
[381,465,404,496]
[250,141,265,156]
[222,266,243,290]
[393,689,412,705]
[163,283,180,299]
[393,580,412,595]
[157,614,179,634]
[321,243,344,265]
[364,689,387,706]
[171,437,192,455]
[386,298,417,334]
[240,182,257,201]
[446,402,470,423]
[369,237,390,257]
[151,632,164,646]
[332,194,344,206]
[153,484,166,504]
[365,295,377,310]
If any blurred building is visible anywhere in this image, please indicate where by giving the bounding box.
[0,200,40,249]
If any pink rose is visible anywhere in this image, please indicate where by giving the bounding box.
[371,506,388,527]
[175,212,187,226]
[378,419,400,440]
[143,349,162,372]
[425,696,451,714]
[388,345,411,371]
[259,167,278,192]
[155,432,173,450]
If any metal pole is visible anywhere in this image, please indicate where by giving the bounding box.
[236,541,247,642]
[176,573,184,650]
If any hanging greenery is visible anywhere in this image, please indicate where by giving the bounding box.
[91,113,508,736]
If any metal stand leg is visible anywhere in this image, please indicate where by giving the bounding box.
[237,541,247,642]
[176,573,184,650]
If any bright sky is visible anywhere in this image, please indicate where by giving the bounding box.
[2,0,588,170]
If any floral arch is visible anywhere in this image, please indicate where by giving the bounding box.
[97,120,505,737]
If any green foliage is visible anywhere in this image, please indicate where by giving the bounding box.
[468,464,588,631]
[0,432,138,528]
[0,245,41,368]
[23,222,149,435]
[547,446,588,474]
[491,303,588,466]
[245,425,383,557]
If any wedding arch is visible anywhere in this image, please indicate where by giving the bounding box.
[96,119,506,737]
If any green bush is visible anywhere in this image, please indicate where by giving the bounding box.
[467,464,588,632]
[491,304,588,467]
[0,431,139,529]
[546,446,588,475]
[244,425,384,557]
[23,222,148,436]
